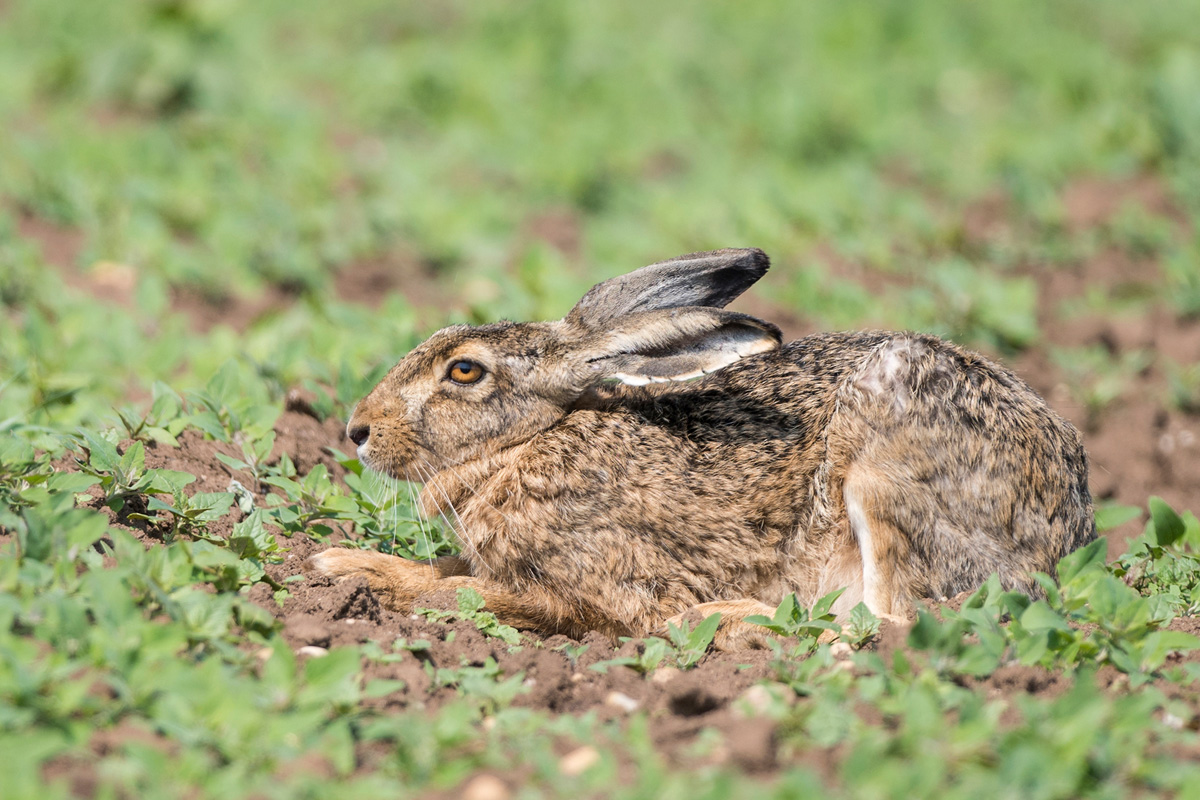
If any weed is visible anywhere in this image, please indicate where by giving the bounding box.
[416,587,523,647]
[746,590,843,641]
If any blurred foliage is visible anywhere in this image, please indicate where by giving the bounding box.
[0,0,1198,427]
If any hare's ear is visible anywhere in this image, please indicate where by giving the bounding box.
[566,248,769,329]
[583,307,782,386]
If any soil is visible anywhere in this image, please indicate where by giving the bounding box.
[19,174,1200,794]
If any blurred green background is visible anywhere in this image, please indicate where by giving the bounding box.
[1,0,1199,428]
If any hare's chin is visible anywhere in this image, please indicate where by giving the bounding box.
[356,444,379,473]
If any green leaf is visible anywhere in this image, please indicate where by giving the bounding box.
[1136,630,1200,671]
[80,429,121,473]
[687,612,722,651]
[320,495,359,514]
[1056,538,1108,585]
[1149,496,1186,547]
[146,469,197,494]
[845,602,881,645]
[46,472,99,494]
[1019,601,1072,633]
[1095,503,1142,532]
[811,588,845,620]
[118,440,146,476]
[774,593,797,627]
[302,647,362,708]
[364,678,407,698]
[190,491,236,521]
[456,587,486,614]
[215,452,251,472]
[264,476,304,499]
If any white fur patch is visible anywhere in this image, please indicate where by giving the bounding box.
[609,335,776,386]
[845,481,882,614]
[855,338,923,412]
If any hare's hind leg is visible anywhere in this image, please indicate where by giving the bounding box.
[842,467,915,622]
[664,599,778,651]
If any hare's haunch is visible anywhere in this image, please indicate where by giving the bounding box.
[310,249,1094,648]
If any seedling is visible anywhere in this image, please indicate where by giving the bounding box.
[842,602,882,647]
[113,382,188,446]
[553,641,590,669]
[664,613,722,668]
[1050,345,1151,430]
[426,656,528,712]
[74,433,191,514]
[590,638,673,675]
[130,482,235,540]
[746,590,843,641]
[416,587,523,646]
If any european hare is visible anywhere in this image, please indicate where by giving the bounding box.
[310,248,1094,647]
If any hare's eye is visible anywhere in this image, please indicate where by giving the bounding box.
[447,360,485,385]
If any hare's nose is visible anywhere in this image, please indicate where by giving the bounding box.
[348,423,370,447]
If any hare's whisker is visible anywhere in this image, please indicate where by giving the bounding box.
[415,460,498,579]
[400,471,435,566]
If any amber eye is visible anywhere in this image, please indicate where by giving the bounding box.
[447,360,485,385]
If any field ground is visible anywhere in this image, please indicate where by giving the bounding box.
[5,1,1200,797]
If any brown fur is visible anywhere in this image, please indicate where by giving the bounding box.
[309,249,1094,649]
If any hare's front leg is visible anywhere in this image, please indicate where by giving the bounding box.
[307,549,469,606]
[307,549,597,638]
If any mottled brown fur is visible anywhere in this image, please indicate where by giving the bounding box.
[309,249,1094,649]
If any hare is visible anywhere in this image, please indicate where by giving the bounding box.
[310,248,1094,647]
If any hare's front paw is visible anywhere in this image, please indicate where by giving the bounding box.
[307,547,399,579]
[306,548,439,609]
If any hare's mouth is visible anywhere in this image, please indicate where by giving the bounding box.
[357,440,445,486]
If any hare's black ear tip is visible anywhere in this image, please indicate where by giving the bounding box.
[744,247,770,275]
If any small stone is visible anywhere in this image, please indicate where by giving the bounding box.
[559,746,600,776]
[735,684,794,719]
[284,614,332,648]
[650,666,681,684]
[830,642,853,660]
[461,774,510,800]
[481,716,497,732]
[255,647,274,661]
[605,691,639,713]
[297,646,328,658]
[570,672,585,683]
[344,618,357,625]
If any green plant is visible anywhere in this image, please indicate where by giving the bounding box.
[417,587,523,646]
[663,613,722,668]
[1112,497,1200,616]
[113,382,188,447]
[1050,345,1152,429]
[746,590,843,642]
[426,657,528,713]
[842,602,882,648]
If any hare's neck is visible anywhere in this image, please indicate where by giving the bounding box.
[416,453,509,522]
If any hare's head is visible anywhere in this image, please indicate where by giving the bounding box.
[347,248,781,479]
